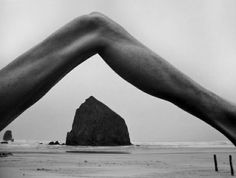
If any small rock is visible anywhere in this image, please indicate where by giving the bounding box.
[0,141,8,144]
[48,141,60,145]
[0,152,13,157]
[54,141,60,145]
[3,130,14,142]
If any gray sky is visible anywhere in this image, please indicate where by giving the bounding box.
[1,0,236,142]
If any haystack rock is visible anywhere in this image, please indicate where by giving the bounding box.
[66,96,131,146]
[3,130,14,142]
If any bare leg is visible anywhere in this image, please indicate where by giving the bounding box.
[1,12,236,146]
[94,13,236,145]
[0,14,103,130]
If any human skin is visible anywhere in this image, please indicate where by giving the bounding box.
[0,12,236,145]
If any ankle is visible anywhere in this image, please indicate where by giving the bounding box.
[215,102,236,146]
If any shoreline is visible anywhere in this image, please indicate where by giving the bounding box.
[0,142,236,177]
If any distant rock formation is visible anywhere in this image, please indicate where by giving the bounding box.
[0,141,8,144]
[48,141,60,145]
[0,152,13,157]
[66,96,131,146]
[3,130,14,142]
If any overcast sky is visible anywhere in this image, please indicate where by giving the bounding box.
[1,0,236,142]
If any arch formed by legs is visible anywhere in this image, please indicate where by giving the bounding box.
[0,12,236,145]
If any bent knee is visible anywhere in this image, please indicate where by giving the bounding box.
[89,11,106,18]
[87,12,111,30]
[70,12,106,33]
[87,12,133,44]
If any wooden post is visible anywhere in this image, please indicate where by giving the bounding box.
[214,154,218,172]
[229,155,234,176]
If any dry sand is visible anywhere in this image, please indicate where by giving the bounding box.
[0,144,236,178]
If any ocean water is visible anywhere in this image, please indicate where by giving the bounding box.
[0,140,234,154]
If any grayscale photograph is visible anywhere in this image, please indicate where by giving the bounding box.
[0,0,236,177]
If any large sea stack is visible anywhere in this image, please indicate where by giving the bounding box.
[66,96,131,146]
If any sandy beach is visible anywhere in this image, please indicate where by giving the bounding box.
[0,141,236,178]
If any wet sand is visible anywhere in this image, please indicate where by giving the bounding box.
[0,144,236,178]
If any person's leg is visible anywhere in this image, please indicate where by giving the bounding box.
[92,13,236,145]
[1,12,236,146]
[0,13,104,130]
